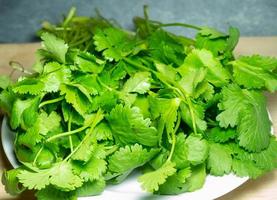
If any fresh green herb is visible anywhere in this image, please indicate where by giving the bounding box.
[1,7,277,200]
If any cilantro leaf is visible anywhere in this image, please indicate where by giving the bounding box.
[13,78,45,95]
[180,101,207,132]
[182,164,206,192]
[41,32,69,63]
[178,49,230,87]
[122,72,151,94]
[60,84,91,116]
[72,157,107,182]
[149,96,181,135]
[0,75,12,90]
[94,122,113,141]
[2,169,25,196]
[231,55,277,92]
[106,105,158,147]
[94,28,134,61]
[108,144,159,173]
[10,96,40,129]
[207,142,232,176]
[171,134,189,169]
[217,84,271,152]
[206,127,237,143]
[199,27,227,39]
[138,161,176,193]
[76,178,105,197]
[185,135,209,165]
[17,162,82,191]
[35,186,77,200]
[158,167,191,195]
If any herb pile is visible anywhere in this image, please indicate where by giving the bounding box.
[1,7,277,200]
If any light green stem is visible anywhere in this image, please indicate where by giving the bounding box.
[64,109,103,161]
[39,96,64,108]
[167,112,181,162]
[46,123,89,142]
[68,115,73,152]
[33,146,44,166]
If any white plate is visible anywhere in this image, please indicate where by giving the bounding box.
[1,116,249,200]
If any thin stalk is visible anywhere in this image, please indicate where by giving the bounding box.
[33,146,44,166]
[186,97,197,134]
[68,115,73,152]
[167,112,181,162]
[39,96,64,108]
[143,5,151,34]
[148,19,201,30]
[64,109,103,161]
[46,123,89,142]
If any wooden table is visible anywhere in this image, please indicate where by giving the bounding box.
[0,38,277,200]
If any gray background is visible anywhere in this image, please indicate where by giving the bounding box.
[0,0,277,43]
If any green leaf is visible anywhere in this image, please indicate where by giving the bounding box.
[10,96,40,130]
[138,161,176,193]
[122,72,151,94]
[217,84,271,152]
[195,33,227,56]
[148,29,184,65]
[232,159,263,179]
[185,135,209,165]
[182,164,206,192]
[76,178,105,197]
[206,127,237,143]
[207,142,232,176]
[0,75,12,90]
[199,27,227,39]
[74,51,105,73]
[178,49,230,87]
[94,28,134,61]
[71,138,95,163]
[108,144,159,173]
[149,96,181,134]
[13,78,45,95]
[231,55,277,92]
[60,84,91,116]
[158,167,191,195]
[180,101,207,132]
[41,62,71,92]
[171,134,189,169]
[17,162,83,191]
[41,32,68,63]
[0,89,16,115]
[225,26,240,52]
[94,122,113,141]
[106,105,158,147]
[35,186,77,200]
[74,74,101,95]
[72,157,107,182]
[1,169,25,196]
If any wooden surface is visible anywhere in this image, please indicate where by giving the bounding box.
[0,37,277,200]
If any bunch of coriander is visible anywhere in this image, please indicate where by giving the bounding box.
[1,7,277,200]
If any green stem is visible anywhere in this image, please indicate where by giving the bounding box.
[46,123,89,142]
[186,97,197,134]
[68,114,73,152]
[153,21,201,30]
[33,146,44,166]
[64,109,103,161]
[143,5,151,34]
[39,96,64,108]
[167,112,181,162]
